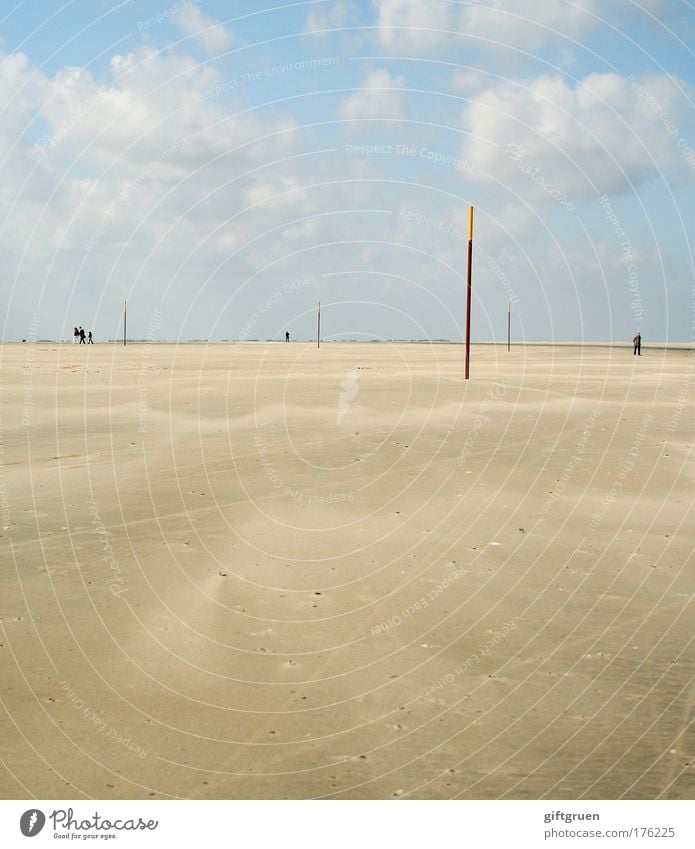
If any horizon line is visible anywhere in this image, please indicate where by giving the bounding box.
[5,339,694,348]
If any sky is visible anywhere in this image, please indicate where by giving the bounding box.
[1,0,695,343]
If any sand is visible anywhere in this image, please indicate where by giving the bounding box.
[1,341,694,799]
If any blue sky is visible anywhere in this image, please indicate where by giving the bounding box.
[2,0,695,341]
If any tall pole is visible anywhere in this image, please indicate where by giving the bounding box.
[317,300,321,349]
[507,300,511,352]
[465,206,473,380]
[124,300,127,347]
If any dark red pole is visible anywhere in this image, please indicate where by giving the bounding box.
[465,206,473,379]
[317,301,321,348]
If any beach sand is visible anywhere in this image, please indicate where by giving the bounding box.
[1,341,694,799]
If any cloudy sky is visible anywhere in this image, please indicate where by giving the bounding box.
[2,0,694,342]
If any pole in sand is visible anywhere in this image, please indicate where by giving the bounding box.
[123,300,127,347]
[317,300,321,349]
[507,300,511,352]
[465,206,473,379]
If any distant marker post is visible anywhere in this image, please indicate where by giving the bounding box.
[317,300,321,349]
[507,300,511,352]
[123,300,127,347]
[465,206,473,379]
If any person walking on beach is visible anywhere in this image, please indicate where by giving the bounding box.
[633,331,641,356]
[285,331,290,342]
[87,330,94,344]
[73,326,79,343]
[79,327,86,344]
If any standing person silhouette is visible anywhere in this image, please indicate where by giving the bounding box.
[79,327,86,344]
[633,331,641,356]
[73,326,79,343]
[87,330,94,344]
[285,331,290,342]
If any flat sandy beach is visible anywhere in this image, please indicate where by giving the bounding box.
[1,341,693,799]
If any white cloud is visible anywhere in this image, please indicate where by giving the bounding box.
[244,174,310,210]
[460,72,695,200]
[449,69,489,95]
[460,0,599,48]
[338,68,406,121]
[281,217,323,243]
[372,0,664,53]
[373,0,451,52]
[304,1,354,37]
[171,2,233,55]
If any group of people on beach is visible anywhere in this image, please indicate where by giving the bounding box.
[73,326,93,344]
